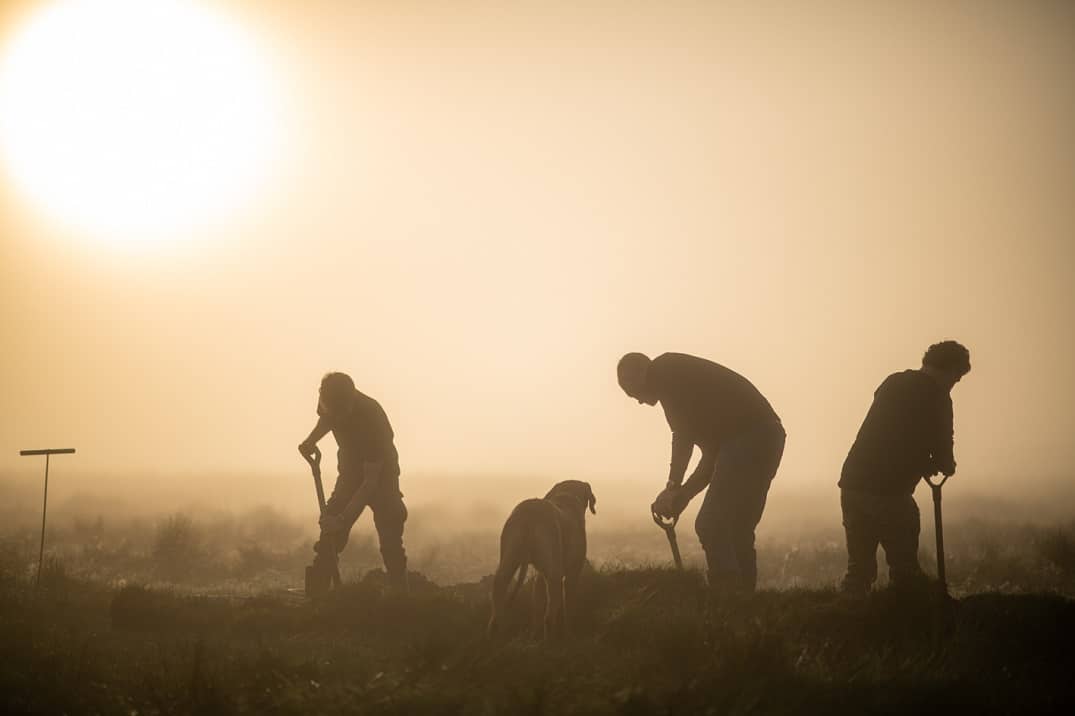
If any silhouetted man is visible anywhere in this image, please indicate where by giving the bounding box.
[618,352,786,593]
[839,341,971,594]
[299,372,408,593]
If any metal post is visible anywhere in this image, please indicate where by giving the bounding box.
[19,448,75,590]
[37,453,49,588]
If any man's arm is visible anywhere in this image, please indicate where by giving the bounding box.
[334,460,383,525]
[667,431,693,487]
[681,450,716,501]
[325,403,395,530]
[930,396,956,477]
[299,416,331,455]
[653,445,712,519]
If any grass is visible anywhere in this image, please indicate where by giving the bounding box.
[4,506,1074,594]
[1,562,1073,715]
[1,509,1073,714]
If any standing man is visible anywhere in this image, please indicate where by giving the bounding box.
[298,372,408,594]
[618,352,786,593]
[839,341,971,594]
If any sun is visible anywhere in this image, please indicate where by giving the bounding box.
[0,0,282,243]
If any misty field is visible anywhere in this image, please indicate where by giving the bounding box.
[0,505,1070,709]
[1,507,1074,714]
[3,498,1074,594]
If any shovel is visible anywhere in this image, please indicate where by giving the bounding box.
[303,446,342,593]
[925,473,950,595]
[651,510,683,570]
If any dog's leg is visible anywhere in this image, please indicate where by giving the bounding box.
[489,553,523,636]
[543,569,564,641]
[528,513,565,641]
[562,572,579,637]
[488,575,503,635]
[531,575,548,638]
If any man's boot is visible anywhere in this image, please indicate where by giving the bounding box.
[840,574,871,596]
[379,537,408,594]
[386,564,409,595]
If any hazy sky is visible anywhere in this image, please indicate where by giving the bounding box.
[2,0,1073,511]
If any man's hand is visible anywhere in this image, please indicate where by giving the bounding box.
[319,512,348,535]
[651,485,689,519]
[925,460,955,479]
[298,441,319,462]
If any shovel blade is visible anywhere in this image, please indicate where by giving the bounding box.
[305,563,332,600]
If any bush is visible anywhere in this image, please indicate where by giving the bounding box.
[153,513,206,580]
[238,506,304,549]
[37,555,70,592]
[0,541,24,591]
[1035,527,1075,577]
[235,543,274,576]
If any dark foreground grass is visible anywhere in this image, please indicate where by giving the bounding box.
[2,568,1073,716]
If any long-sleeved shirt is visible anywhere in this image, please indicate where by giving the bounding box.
[839,370,954,496]
[650,353,780,486]
[316,389,400,477]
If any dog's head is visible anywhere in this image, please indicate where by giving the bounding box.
[545,480,597,515]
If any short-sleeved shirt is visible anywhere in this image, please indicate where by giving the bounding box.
[650,352,780,452]
[317,389,400,477]
[840,370,954,496]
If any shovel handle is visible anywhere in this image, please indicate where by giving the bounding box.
[925,473,949,593]
[302,445,322,473]
[302,446,328,513]
[651,510,680,531]
[651,510,684,570]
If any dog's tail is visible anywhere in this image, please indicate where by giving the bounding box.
[505,561,529,605]
[488,516,534,636]
[489,560,529,637]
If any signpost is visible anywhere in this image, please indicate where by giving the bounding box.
[19,448,76,588]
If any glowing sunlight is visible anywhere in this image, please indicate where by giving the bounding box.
[0,0,283,243]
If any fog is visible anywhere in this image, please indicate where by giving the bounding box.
[2,0,1073,526]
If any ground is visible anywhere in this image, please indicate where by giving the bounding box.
[2,565,1074,715]
[1,510,1074,714]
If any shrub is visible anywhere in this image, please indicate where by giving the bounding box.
[37,555,70,591]
[1035,527,1075,577]
[153,514,205,580]
[0,541,24,590]
[235,543,274,576]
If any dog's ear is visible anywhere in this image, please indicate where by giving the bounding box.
[587,485,597,515]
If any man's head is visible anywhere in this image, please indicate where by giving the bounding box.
[617,352,658,405]
[318,372,357,418]
[921,341,971,392]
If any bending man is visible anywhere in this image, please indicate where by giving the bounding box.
[618,352,785,593]
[299,372,408,594]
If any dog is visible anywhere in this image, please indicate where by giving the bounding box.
[487,480,597,639]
